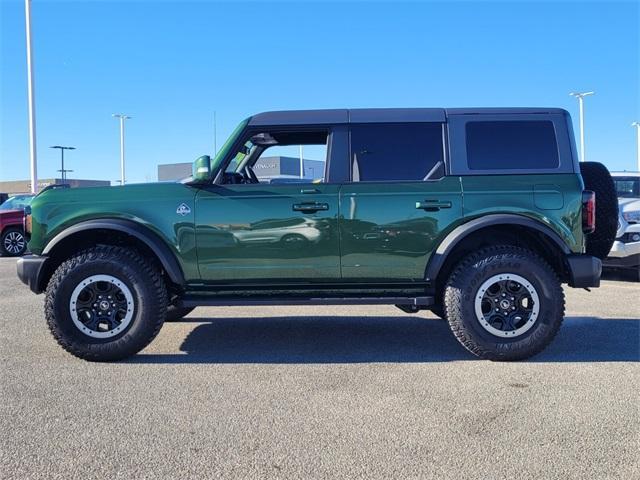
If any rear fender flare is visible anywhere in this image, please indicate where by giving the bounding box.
[425,214,572,282]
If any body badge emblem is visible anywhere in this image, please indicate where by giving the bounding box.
[176,203,191,216]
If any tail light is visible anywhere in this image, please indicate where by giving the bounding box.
[582,190,596,234]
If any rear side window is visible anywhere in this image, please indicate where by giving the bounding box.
[350,123,444,182]
[466,121,559,170]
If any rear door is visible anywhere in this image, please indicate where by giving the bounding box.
[338,122,462,281]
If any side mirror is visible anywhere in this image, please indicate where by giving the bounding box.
[192,155,212,182]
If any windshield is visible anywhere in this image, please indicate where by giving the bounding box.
[0,195,34,211]
[614,177,640,198]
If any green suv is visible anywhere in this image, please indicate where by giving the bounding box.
[16,108,617,361]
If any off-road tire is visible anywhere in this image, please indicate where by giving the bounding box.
[45,246,167,361]
[444,245,565,361]
[166,305,195,321]
[580,162,617,260]
[1,227,27,257]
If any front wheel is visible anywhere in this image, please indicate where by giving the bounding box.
[444,246,565,361]
[45,246,168,361]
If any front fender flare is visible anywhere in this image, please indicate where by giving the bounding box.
[42,218,185,285]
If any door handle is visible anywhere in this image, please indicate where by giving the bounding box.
[300,188,320,194]
[416,200,452,212]
[292,202,329,213]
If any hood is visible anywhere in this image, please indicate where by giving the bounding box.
[33,181,183,203]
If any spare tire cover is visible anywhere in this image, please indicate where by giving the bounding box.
[579,162,618,259]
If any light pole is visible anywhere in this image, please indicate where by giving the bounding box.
[112,114,131,185]
[50,145,75,182]
[633,122,640,172]
[569,91,594,162]
[299,145,304,179]
[24,0,38,193]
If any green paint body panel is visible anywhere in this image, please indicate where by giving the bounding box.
[26,117,587,290]
[460,174,584,253]
[339,177,463,280]
[194,183,340,281]
[27,173,584,287]
[28,183,201,282]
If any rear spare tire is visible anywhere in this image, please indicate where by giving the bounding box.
[580,162,617,259]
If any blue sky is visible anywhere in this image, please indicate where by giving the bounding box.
[1,0,638,184]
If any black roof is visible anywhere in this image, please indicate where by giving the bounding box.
[248,108,569,126]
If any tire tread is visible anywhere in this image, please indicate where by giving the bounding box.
[444,245,565,361]
[44,245,167,361]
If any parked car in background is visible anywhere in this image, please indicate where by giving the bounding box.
[604,172,640,279]
[0,194,34,256]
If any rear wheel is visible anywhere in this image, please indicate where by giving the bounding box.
[444,245,564,361]
[45,246,167,361]
[580,162,617,259]
[1,227,27,256]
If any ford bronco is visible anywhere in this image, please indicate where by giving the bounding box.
[16,108,617,361]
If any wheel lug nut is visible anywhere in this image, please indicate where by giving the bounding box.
[502,293,506,297]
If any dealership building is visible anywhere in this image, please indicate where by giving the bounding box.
[0,178,111,196]
[157,156,325,182]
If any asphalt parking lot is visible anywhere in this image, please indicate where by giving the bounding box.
[1,256,638,480]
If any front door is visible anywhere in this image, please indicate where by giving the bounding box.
[339,122,462,281]
[195,127,342,282]
[195,184,339,282]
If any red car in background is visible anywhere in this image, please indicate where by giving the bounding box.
[0,194,34,256]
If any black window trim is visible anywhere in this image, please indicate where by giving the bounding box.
[447,113,575,176]
[345,122,449,184]
[212,124,342,185]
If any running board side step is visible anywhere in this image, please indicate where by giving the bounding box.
[179,296,434,308]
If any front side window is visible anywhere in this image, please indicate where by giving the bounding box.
[466,120,559,170]
[222,130,328,185]
[350,123,444,182]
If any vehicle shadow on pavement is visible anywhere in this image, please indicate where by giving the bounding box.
[601,270,639,282]
[128,315,640,364]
